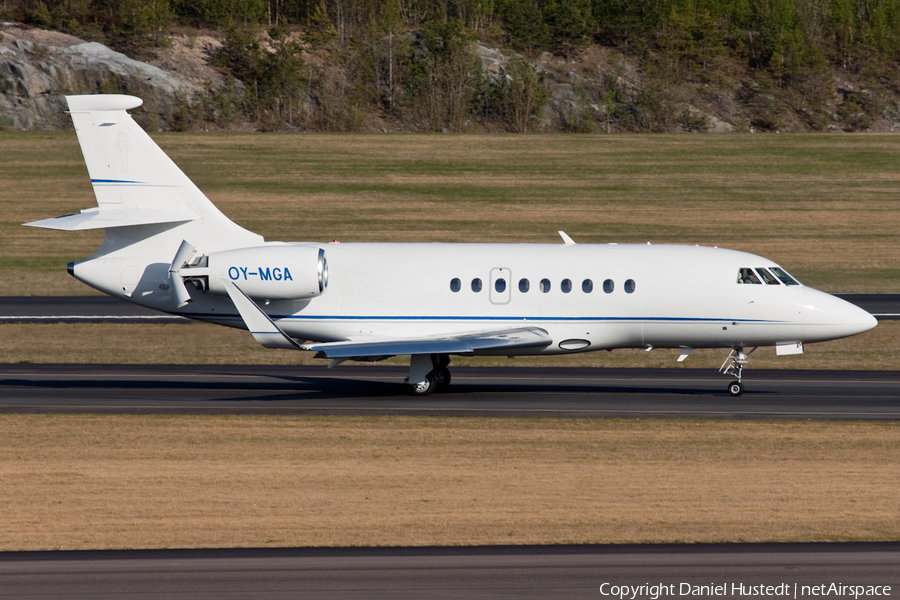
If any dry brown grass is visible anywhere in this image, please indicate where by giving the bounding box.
[1,320,896,370]
[4,133,897,551]
[0,415,896,550]
[4,132,900,295]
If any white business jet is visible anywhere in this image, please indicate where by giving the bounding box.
[26,95,877,396]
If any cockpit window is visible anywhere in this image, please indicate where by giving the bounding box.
[770,267,800,285]
[756,268,780,285]
[737,268,762,284]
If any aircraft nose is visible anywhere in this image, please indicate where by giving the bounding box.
[803,289,878,341]
[839,302,878,335]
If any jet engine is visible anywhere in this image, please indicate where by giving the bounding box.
[174,243,328,304]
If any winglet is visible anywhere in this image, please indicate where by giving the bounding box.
[559,231,576,246]
[222,280,302,350]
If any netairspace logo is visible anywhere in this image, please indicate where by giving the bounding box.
[598,583,892,600]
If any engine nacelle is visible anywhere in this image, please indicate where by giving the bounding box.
[203,244,328,301]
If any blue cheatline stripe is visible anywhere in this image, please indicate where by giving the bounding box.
[90,179,144,184]
[180,312,782,324]
[277,315,780,323]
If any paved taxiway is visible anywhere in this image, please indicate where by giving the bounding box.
[1,294,898,323]
[3,299,897,596]
[1,364,898,419]
[1,544,897,599]
[0,296,189,323]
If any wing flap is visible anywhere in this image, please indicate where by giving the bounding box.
[301,327,552,359]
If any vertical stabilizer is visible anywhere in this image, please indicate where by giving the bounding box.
[60,94,262,251]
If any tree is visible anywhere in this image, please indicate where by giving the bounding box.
[303,0,337,45]
[498,0,549,54]
[406,18,479,130]
[479,58,548,131]
[544,0,592,59]
[213,25,306,125]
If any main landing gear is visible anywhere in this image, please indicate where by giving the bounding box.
[720,347,756,396]
[406,354,452,396]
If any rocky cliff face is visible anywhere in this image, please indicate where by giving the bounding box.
[0,24,201,130]
[8,22,890,133]
[2,22,736,133]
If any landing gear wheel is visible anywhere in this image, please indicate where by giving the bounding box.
[728,381,744,397]
[409,374,435,396]
[433,366,451,391]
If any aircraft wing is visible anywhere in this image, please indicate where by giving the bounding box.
[300,327,552,359]
[222,278,552,358]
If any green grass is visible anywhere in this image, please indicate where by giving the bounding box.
[3,132,900,295]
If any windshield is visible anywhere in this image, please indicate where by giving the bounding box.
[737,267,801,286]
[770,267,800,285]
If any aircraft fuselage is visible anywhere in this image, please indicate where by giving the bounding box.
[71,241,875,355]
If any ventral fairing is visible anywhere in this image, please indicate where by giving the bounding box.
[26,95,877,396]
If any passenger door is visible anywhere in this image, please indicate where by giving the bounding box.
[489,267,511,305]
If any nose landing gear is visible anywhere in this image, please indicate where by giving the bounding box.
[720,347,756,396]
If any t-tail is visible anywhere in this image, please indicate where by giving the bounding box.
[25,94,327,312]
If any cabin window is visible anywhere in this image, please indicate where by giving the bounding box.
[756,268,780,285]
[472,278,483,292]
[450,278,461,292]
[495,278,507,293]
[561,279,572,293]
[540,278,551,293]
[771,267,800,286]
[625,279,636,294]
[603,279,614,294]
[519,278,530,293]
[582,279,593,293]
[737,268,762,284]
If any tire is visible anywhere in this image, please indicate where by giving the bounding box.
[410,375,435,396]
[433,366,451,391]
[728,381,744,397]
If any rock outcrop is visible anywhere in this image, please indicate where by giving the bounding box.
[0,24,201,130]
[1,23,737,133]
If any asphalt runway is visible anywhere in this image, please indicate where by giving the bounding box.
[3,299,898,597]
[1,364,898,419]
[1,543,897,599]
[0,295,189,323]
[1,294,897,323]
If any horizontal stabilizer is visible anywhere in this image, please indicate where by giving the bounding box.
[24,207,197,231]
[301,327,552,359]
[223,280,302,350]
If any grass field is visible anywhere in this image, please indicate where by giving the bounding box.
[1,415,897,550]
[3,132,900,296]
[2,132,898,549]
[1,319,897,370]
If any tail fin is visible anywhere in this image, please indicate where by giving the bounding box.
[26,94,261,251]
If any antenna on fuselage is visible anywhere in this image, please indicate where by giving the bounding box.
[558,231,576,246]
